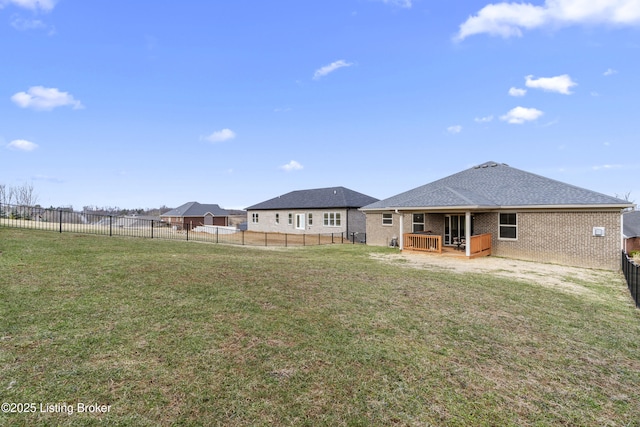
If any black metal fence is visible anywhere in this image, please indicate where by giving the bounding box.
[622,251,640,308]
[0,203,366,247]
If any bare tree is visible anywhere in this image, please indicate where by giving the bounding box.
[14,183,38,206]
[0,183,38,206]
[0,184,16,205]
[615,191,635,206]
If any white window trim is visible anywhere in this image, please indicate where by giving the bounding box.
[252,213,259,224]
[412,213,425,233]
[323,212,342,227]
[498,212,518,240]
[382,213,393,226]
[275,213,280,225]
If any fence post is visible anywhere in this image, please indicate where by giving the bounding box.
[109,215,113,236]
[318,233,321,245]
[59,209,63,233]
[303,233,306,246]
[216,227,219,244]
[285,233,287,247]
[265,232,267,247]
[151,220,154,239]
[633,263,640,307]
[242,230,245,245]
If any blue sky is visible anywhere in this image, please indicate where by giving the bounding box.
[1,0,639,210]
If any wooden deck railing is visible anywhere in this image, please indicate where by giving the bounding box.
[403,233,491,258]
[403,233,442,253]
[469,233,492,258]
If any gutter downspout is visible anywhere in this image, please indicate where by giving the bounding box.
[396,209,403,250]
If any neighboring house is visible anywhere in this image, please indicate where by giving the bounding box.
[361,161,633,270]
[623,210,640,254]
[160,202,232,230]
[245,186,379,236]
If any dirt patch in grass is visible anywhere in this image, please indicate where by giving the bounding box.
[370,252,620,299]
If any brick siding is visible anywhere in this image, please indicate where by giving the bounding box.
[366,210,623,270]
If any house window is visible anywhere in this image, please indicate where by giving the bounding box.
[499,213,517,239]
[275,213,280,224]
[382,213,393,226]
[323,212,342,227]
[412,213,424,233]
[288,213,293,225]
[252,213,259,224]
[308,213,313,226]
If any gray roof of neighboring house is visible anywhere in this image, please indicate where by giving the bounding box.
[623,211,640,238]
[246,186,379,210]
[362,161,632,210]
[160,202,229,217]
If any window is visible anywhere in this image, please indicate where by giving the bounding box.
[252,213,259,224]
[323,212,342,227]
[288,213,293,225]
[382,213,393,226]
[275,213,280,224]
[412,213,424,233]
[499,213,517,239]
[308,213,313,226]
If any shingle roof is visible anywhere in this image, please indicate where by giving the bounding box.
[362,161,632,210]
[246,186,379,210]
[623,211,640,238]
[160,202,229,217]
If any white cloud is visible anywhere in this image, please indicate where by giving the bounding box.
[500,106,544,124]
[447,125,462,134]
[525,74,577,95]
[11,17,44,30]
[280,160,303,172]
[11,86,84,111]
[604,68,618,76]
[508,87,527,97]
[455,0,640,41]
[474,115,494,123]
[592,164,623,170]
[7,139,38,151]
[313,60,353,80]
[202,128,236,143]
[379,0,412,8]
[0,0,56,11]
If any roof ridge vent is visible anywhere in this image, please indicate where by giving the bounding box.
[490,163,498,167]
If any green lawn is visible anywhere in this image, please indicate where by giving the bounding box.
[1,228,640,426]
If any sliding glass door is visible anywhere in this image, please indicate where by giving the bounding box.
[444,215,466,245]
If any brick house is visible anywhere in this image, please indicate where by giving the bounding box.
[160,202,232,230]
[623,210,640,254]
[361,161,633,270]
[246,186,378,237]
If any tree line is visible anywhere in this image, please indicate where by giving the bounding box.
[1,183,175,216]
[0,183,38,207]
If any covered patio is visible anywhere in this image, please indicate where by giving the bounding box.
[362,161,633,270]
[402,231,492,258]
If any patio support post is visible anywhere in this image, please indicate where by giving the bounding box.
[465,211,471,257]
